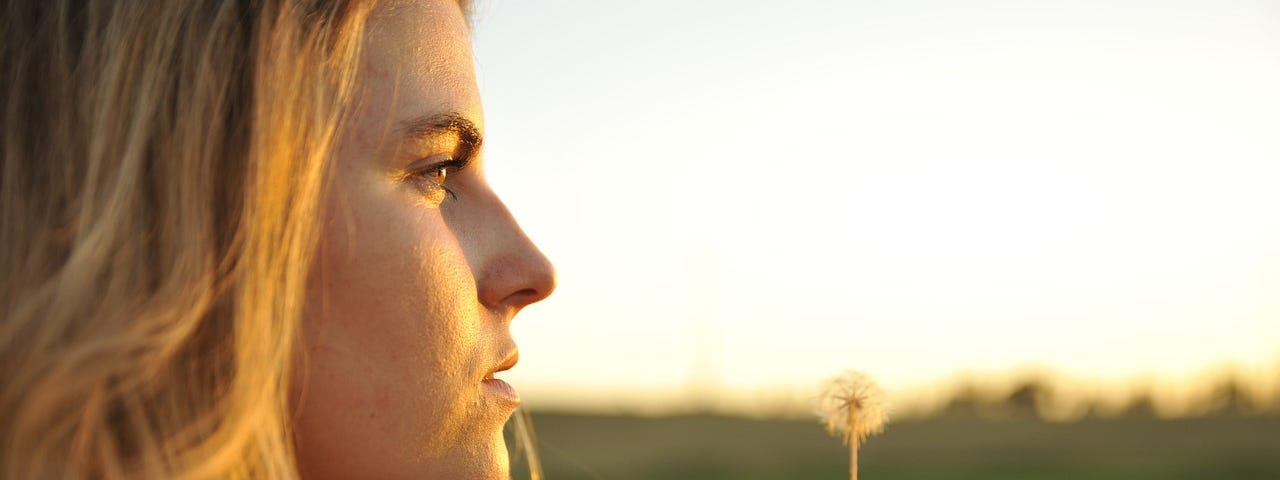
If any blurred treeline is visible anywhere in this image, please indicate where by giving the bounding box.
[515,403,1280,480]
[509,365,1280,479]
[512,366,1280,480]
[921,366,1279,422]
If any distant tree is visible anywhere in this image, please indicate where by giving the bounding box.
[1205,376,1253,416]
[1002,379,1051,419]
[1121,392,1157,418]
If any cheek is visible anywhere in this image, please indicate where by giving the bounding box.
[292,187,489,476]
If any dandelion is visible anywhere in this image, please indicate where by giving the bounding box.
[818,370,888,480]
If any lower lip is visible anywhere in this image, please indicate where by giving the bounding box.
[482,378,520,405]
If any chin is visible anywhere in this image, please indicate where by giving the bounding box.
[445,429,511,480]
[486,430,512,480]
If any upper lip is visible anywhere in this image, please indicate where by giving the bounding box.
[484,350,519,380]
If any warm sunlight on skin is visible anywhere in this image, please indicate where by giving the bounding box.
[291,1,554,478]
[471,0,1280,412]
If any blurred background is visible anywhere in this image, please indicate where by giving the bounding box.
[470,1,1280,478]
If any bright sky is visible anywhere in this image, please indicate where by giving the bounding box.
[469,0,1280,413]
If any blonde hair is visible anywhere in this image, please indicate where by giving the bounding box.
[1,1,371,478]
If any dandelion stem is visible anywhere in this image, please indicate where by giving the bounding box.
[848,401,858,480]
[850,440,858,480]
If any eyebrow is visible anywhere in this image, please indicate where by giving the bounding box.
[396,112,483,151]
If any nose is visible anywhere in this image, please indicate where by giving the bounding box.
[470,195,557,311]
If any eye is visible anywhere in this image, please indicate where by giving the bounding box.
[407,156,470,204]
[425,163,449,187]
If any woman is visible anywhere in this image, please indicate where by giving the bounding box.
[0,0,554,478]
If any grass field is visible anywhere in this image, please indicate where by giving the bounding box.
[510,411,1280,480]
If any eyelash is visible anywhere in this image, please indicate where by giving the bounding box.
[409,155,471,201]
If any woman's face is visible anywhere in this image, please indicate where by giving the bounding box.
[291,1,555,479]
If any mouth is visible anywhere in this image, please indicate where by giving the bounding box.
[484,350,519,380]
[481,350,520,405]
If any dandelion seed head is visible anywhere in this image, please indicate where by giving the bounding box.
[817,370,888,445]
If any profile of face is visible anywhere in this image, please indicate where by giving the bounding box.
[290,1,556,479]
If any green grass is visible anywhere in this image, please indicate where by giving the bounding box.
[509,411,1280,480]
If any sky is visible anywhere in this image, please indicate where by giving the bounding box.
[467,0,1280,414]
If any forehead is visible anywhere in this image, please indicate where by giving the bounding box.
[358,0,481,131]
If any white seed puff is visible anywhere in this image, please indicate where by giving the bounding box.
[818,370,889,445]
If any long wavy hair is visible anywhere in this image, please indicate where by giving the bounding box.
[0,1,371,477]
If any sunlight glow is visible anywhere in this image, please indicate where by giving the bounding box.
[472,0,1280,413]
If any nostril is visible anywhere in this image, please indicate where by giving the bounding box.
[511,287,550,308]
[505,261,555,309]
[476,248,556,310]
